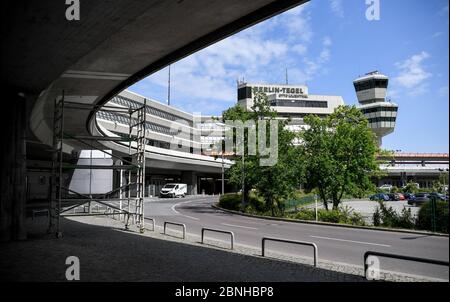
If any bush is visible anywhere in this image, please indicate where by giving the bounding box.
[247,191,266,213]
[294,208,316,221]
[218,193,241,211]
[293,206,365,226]
[219,191,268,213]
[372,201,416,229]
[373,207,381,226]
[318,209,341,223]
[416,201,449,233]
[403,181,419,194]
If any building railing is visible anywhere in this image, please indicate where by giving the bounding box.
[163,221,186,239]
[363,251,449,279]
[201,228,235,250]
[261,237,318,267]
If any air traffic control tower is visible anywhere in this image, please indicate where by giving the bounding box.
[354,71,398,146]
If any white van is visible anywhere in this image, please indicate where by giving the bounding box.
[159,183,187,198]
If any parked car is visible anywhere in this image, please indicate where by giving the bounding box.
[378,184,393,191]
[396,193,405,200]
[407,192,449,206]
[407,193,429,206]
[429,192,449,201]
[387,193,399,201]
[403,193,416,200]
[159,183,187,198]
[370,193,390,201]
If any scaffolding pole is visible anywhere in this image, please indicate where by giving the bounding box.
[48,93,147,237]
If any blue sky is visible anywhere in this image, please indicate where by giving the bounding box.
[128,0,449,153]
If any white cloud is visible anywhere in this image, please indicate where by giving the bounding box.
[392,51,432,95]
[330,0,344,18]
[432,32,443,38]
[323,36,332,47]
[284,4,308,16]
[301,38,333,81]
[129,3,333,114]
[386,89,399,100]
[292,44,308,55]
[280,6,313,43]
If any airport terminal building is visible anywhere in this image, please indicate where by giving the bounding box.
[237,82,344,128]
[26,74,449,203]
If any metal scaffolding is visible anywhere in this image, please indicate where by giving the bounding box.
[48,92,147,237]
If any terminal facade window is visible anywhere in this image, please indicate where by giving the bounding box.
[270,99,328,108]
[361,106,398,114]
[354,79,388,92]
[96,110,178,136]
[111,95,193,126]
[237,87,252,100]
[279,113,328,118]
[368,116,396,123]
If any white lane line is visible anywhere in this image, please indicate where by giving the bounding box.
[309,235,391,247]
[221,223,258,230]
[171,200,200,221]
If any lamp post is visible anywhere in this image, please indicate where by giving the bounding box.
[314,194,318,221]
[241,148,245,208]
[214,122,225,196]
[221,142,224,195]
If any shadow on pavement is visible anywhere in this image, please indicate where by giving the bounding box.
[0,217,365,282]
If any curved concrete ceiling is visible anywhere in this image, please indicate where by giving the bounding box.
[3,0,308,153]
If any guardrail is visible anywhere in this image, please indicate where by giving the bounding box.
[32,209,49,220]
[364,251,449,278]
[201,228,235,250]
[144,218,156,231]
[163,221,186,239]
[262,237,318,267]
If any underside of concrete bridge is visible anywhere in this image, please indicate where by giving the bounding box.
[0,0,308,241]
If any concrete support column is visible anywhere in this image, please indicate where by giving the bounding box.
[0,91,27,242]
[181,171,197,195]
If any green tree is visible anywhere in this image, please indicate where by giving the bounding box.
[432,173,449,193]
[222,92,274,204]
[300,105,380,210]
[252,122,304,216]
[403,181,419,194]
[223,92,304,216]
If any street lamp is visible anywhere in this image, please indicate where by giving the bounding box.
[214,121,225,195]
[221,138,224,196]
[242,148,245,208]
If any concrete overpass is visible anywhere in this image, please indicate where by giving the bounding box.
[1,0,309,241]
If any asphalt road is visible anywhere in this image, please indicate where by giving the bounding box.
[144,195,449,281]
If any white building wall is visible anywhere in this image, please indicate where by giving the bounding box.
[69,150,113,195]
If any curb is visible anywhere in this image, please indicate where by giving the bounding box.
[212,204,449,237]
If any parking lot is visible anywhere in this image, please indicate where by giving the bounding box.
[308,199,420,224]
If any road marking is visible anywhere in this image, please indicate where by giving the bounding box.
[309,235,391,247]
[171,200,200,221]
[221,223,258,230]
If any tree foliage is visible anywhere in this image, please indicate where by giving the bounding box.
[300,106,380,210]
[223,93,304,216]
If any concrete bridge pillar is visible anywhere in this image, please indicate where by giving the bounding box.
[181,171,197,195]
[0,91,27,242]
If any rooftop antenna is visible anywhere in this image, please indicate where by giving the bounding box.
[285,68,288,85]
[167,65,171,106]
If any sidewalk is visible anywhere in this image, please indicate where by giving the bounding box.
[0,215,365,282]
